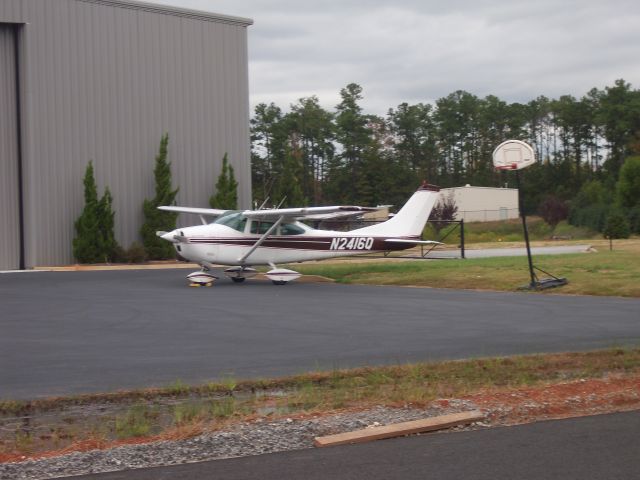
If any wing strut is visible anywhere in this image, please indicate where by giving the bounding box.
[237,216,285,264]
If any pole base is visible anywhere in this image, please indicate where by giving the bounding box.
[519,277,568,291]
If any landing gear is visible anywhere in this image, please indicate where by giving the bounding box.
[265,264,301,285]
[224,266,258,284]
[186,270,218,287]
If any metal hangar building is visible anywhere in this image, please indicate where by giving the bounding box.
[0,0,253,270]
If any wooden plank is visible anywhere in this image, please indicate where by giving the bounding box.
[314,410,484,448]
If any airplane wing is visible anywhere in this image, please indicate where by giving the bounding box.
[243,206,379,221]
[158,205,228,225]
[158,206,228,217]
[157,205,380,225]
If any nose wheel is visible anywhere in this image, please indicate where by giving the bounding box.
[224,266,258,283]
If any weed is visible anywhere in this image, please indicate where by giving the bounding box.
[115,405,153,439]
[220,375,237,393]
[210,397,236,419]
[167,380,190,396]
[14,430,33,454]
[0,400,27,415]
[173,402,204,425]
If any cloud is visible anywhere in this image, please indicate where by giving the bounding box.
[153,0,640,114]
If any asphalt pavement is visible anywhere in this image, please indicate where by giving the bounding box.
[66,411,640,480]
[1,269,639,399]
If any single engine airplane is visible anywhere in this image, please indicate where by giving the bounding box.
[157,182,442,286]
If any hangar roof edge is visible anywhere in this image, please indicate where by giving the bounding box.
[76,0,254,26]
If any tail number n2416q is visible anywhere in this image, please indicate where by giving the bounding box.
[330,237,374,251]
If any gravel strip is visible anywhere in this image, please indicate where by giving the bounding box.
[0,402,480,480]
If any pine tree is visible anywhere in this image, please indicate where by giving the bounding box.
[141,133,179,260]
[209,153,239,209]
[603,211,631,250]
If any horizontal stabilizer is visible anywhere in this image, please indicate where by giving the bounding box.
[384,239,443,246]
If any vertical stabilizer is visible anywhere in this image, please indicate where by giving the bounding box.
[355,183,441,237]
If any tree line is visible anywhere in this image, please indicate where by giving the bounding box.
[251,79,640,234]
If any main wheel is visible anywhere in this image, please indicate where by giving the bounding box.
[272,280,287,286]
[231,277,246,283]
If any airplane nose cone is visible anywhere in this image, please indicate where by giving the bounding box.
[157,230,178,243]
[161,231,175,242]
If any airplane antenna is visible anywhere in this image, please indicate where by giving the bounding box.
[275,196,287,209]
[257,197,270,210]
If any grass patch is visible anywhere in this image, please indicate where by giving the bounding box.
[294,239,640,297]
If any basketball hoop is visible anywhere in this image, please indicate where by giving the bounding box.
[495,163,519,171]
[490,139,567,290]
[492,140,535,171]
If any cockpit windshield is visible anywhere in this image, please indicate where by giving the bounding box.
[213,212,247,232]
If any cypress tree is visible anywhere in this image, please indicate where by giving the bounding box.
[141,133,179,260]
[73,162,104,263]
[209,153,239,209]
[98,187,118,262]
[73,162,119,263]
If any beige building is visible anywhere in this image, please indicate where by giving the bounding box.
[439,185,519,222]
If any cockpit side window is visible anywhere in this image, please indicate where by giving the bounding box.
[250,221,275,235]
[280,223,305,235]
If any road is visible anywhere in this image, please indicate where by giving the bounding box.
[1,269,639,399]
[430,244,592,258]
[66,411,640,480]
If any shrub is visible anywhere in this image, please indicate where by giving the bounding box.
[603,212,631,240]
[429,192,458,239]
[127,242,147,263]
[538,195,569,228]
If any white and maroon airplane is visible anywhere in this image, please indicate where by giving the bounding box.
[157,182,441,285]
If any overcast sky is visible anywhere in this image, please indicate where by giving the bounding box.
[151,0,640,115]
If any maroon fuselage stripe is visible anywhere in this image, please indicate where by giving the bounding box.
[185,236,419,252]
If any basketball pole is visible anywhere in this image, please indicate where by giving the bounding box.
[515,169,537,289]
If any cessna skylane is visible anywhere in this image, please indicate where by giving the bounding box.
[157,182,442,286]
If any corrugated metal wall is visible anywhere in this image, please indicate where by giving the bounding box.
[0,25,21,271]
[0,0,252,267]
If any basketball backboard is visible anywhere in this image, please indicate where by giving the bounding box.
[492,140,536,170]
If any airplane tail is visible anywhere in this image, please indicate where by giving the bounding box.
[354,182,441,237]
